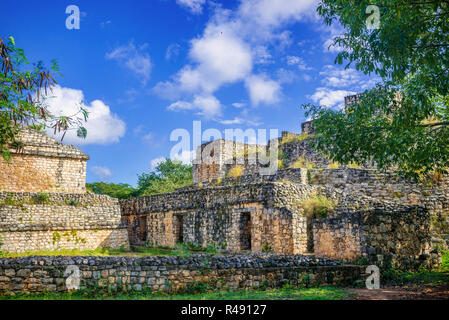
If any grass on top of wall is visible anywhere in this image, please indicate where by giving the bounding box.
[0,286,350,301]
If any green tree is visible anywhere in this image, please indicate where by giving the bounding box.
[136,158,193,196]
[305,1,449,178]
[87,159,193,199]
[0,36,87,161]
[86,182,137,200]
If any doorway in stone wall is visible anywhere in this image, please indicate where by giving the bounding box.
[239,212,252,251]
[134,215,147,245]
[306,217,314,253]
[173,214,184,244]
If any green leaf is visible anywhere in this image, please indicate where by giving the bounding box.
[77,127,87,139]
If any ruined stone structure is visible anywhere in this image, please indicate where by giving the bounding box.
[122,96,448,271]
[0,128,129,252]
[0,127,88,193]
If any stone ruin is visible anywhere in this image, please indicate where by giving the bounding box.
[121,95,448,271]
[0,127,129,252]
[1,96,448,272]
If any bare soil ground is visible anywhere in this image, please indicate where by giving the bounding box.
[347,283,449,300]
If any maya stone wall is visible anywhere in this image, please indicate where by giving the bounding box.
[0,154,87,194]
[140,203,307,255]
[0,127,88,194]
[193,140,266,183]
[0,192,129,252]
[0,254,364,295]
[313,207,440,270]
[121,182,314,255]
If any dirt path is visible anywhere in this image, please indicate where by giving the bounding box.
[347,284,449,300]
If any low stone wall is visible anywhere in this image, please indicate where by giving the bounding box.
[0,254,364,295]
[0,192,129,252]
[313,207,441,270]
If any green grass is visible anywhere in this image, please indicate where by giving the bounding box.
[0,286,350,300]
[0,244,216,258]
[382,250,449,286]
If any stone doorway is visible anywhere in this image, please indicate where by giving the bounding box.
[134,215,147,245]
[239,212,252,251]
[306,217,314,253]
[173,214,184,244]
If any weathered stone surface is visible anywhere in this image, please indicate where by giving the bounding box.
[0,127,88,194]
[0,254,364,295]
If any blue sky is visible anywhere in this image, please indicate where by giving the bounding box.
[0,0,378,186]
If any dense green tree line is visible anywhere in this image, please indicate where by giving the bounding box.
[86,159,193,199]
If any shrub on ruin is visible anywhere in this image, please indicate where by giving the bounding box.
[34,192,51,205]
[327,162,340,169]
[227,165,244,179]
[278,160,285,170]
[289,156,315,169]
[280,133,308,145]
[262,242,272,253]
[348,162,362,169]
[301,194,335,219]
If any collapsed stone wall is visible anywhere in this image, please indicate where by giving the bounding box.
[307,168,449,249]
[121,182,315,254]
[193,139,266,183]
[0,192,129,252]
[0,127,89,194]
[0,254,364,295]
[187,167,449,249]
[313,208,440,271]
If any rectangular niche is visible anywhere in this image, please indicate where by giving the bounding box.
[239,212,252,251]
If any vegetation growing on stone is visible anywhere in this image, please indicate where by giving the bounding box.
[289,156,315,169]
[301,194,335,219]
[226,165,244,179]
[327,162,340,169]
[280,133,308,145]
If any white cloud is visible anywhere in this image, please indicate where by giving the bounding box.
[176,0,206,14]
[286,55,312,70]
[219,117,244,125]
[91,166,113,180]
[43,85,126,145]
[232,102,246,108]
[165,43,181,61]
[154,0,318,118]
[245,74,281,106]
[106,41,152,85]
[321,23,346,53]
[150,157,165,171]
[309,87,356,109]
[167,94,222,119]
[172,150,195,165]
[302,74,312,82]
[253,46,273,64]
[142,133,155,143]
[320,65,363,87]
[276,68,296,84]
